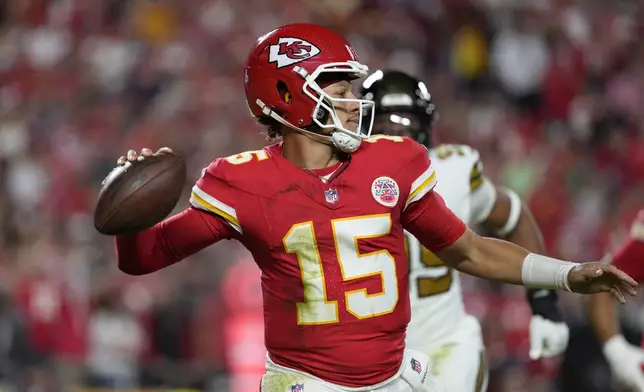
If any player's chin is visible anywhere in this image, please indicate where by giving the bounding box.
[343,121,359,133]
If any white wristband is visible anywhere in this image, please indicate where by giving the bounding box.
[521,253,579,291]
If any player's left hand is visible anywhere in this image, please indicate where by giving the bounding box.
[529,315,569,360]
[568,262,637,303]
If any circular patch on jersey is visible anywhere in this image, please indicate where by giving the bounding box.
[371,176,400,207]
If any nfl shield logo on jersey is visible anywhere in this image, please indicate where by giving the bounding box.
[410,358,422,374]
[371,176,399,207]
[291,384,304,392]
[324,188,339,204]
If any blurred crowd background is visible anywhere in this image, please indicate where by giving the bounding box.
[1,0,644,391]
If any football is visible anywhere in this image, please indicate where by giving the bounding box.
[94,153,187,235]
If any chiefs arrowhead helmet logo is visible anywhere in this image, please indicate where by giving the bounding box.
[268,37,321,68]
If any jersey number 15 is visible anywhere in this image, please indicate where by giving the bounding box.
[283,214,400,325]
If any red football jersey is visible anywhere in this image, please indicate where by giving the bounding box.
[611,209,644,282]
[609,209,644,350]
[188,136,465,386]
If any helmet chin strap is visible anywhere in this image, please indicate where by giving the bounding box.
[330,132,361,153]
[256,99,362,153]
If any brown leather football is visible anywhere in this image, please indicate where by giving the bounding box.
[94,154,187,235]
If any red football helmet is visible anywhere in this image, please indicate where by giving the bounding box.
[244,23,375,152]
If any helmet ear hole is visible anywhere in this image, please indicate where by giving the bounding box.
[277,81,291,104]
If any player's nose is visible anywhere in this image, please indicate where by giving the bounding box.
[347,96,360,113]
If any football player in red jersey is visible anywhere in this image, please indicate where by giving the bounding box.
[589,210,644,391]
[111,23,636,392]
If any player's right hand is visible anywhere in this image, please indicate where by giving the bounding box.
[604,335,644,391]
[117,147,174,166]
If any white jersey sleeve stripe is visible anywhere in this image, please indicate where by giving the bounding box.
[405,169,437,209]
[190,185,242,234]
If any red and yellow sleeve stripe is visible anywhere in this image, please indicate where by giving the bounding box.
[190,185,242,234]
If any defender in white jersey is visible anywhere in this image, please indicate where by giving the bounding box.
[361,71,571,391]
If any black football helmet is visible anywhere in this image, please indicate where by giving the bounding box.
[360,70,437,147]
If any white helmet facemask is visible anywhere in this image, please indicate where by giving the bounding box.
[256,61,375,153]
[299,61,375,152]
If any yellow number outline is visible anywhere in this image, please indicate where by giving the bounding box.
[405,237,453,297]
[417,246,453,297]
[332,214,398,320]
[284,222,339,325]
[365,135,405,143]
[224,150,269,165]
[283,214,399,325]
[435,144,465,160]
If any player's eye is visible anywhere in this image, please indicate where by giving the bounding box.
[332,83,351,97]
[338,87,353,99]
[331,88,346,97]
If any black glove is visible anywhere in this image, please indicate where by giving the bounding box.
[526,288,562,322]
